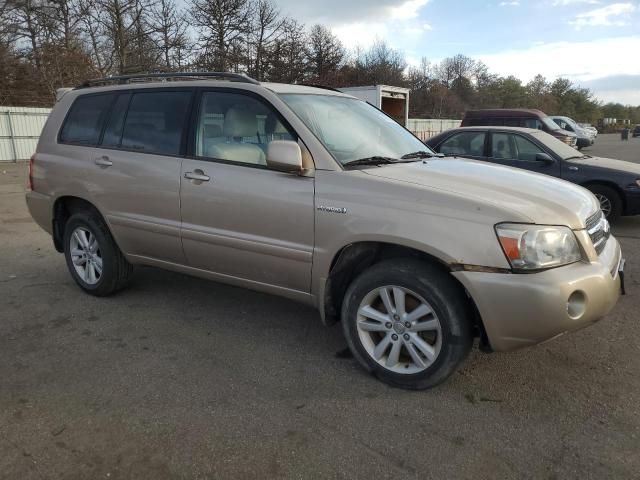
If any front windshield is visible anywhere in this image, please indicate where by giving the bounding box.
[531,131,584,159]
[279,94,433,164]
[541,116,562,131]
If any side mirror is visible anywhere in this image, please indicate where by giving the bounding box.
[267,140,303,173]
[536,152,555,164]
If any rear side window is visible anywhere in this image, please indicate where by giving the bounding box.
[102,93,131,147]
[59,94,114,145]
[121,91,192,155]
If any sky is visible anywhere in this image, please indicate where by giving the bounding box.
[275,0,640,105]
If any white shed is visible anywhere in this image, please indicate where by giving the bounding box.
[337,85,410,126]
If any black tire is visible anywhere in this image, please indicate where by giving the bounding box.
[341,259,473,390]
[63,211,133,296]
[587,184,622,223]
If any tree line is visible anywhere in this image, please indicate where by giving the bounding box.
[1,0,638,124]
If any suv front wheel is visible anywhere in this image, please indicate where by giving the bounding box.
[63,211,133,296]
[341,259,473,389]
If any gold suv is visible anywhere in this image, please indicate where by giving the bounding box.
[26,73,624,389]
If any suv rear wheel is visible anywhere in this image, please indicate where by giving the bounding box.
[341,259,473,389]
[63,211,133,296]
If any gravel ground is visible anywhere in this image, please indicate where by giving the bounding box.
[1,143,639,479]
[582,131,640,163]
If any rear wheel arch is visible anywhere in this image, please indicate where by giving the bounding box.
[322,241,489,348]
[52,196,107,252]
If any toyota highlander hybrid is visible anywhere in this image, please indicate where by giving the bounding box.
[26,72,624,389]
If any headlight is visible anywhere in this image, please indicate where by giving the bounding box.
[496,224,582,271]
[635,179,640,188]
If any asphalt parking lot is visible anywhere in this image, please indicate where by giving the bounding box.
[1,134,639,479]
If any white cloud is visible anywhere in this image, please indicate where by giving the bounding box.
[274,0,432,48]
[332,22,390,48]
[499,1,520,6]
[569,2,636,29]
[275,0,429,24]
[390,0,430,19]
[477,36,640,103]
[552,0,600,5]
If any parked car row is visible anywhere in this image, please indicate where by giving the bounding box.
[426,126,640,221]
[551,116,596,150]
[26,74,625,390]
[460,109,579,148]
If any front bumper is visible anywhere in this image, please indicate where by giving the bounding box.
[577,137,593,148]
[453,236,622,352]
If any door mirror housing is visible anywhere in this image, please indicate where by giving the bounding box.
[536,152,555,164]
[267,140,303,173]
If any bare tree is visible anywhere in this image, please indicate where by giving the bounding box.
[8,0,43,68]
[148,0,189,69]
[247,0,282,80]
[268,17,305,83]
[305,24,344,83]
[189,0,250,71]
[88,0,156,74]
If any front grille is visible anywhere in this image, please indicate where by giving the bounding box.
[585,210,602,231]
[585,210,610,255]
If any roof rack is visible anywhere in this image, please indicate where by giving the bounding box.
[299,83,343,93]
[76,72,260,89]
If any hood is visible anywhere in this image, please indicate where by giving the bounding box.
[363,158,598,229]
[556,128,577,138]
[567,156,640,176]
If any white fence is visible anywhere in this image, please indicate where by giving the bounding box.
[408,118,461,141]
[0,107,51,162]
[0,106,459,161]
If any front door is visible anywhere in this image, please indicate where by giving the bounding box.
[179,90,315,293]
[488,131,561,177]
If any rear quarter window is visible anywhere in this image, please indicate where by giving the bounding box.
[59,93,115,145]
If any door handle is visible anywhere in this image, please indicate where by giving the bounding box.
[94,156,113,167]
[568,166,579,171]
[184,170,210,182]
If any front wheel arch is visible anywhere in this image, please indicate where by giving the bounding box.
[581,182,625,219]
[322,241,489,349]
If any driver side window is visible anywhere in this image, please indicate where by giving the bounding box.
[195,92,296,166]
[492,133,546,161]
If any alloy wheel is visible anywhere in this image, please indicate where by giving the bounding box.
[356,285,442,374]
[595,193,612,218]
[69,227,103,285]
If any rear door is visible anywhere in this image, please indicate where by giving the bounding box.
[488,131,561,177]
[87,88,194,264]
[179,89,315,293]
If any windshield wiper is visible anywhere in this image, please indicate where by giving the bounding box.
[566,154,591,160]
[343,156,399,167]
[400,151,443,160]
